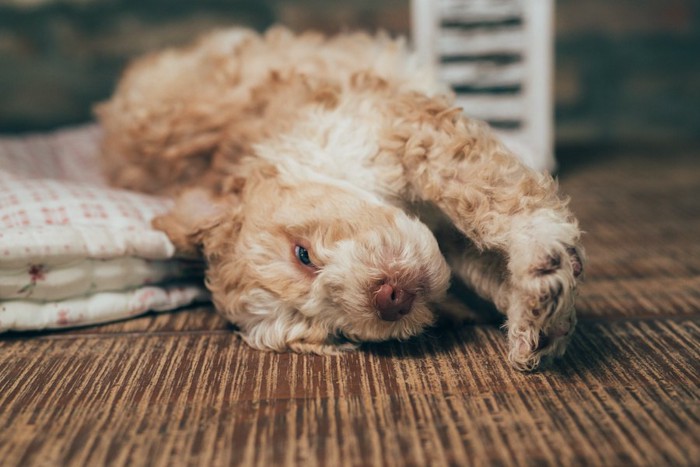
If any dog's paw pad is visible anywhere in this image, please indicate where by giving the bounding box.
[531,246,583,279]
[534,254,562,276]
[567,247,584,278]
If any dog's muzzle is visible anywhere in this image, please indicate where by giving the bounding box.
[373,283,416,321]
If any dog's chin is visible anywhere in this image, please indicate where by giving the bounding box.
[335,302,436,343]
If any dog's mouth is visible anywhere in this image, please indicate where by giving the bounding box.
[336,296,437,343]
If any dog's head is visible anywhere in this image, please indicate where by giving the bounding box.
[154,165,450,352]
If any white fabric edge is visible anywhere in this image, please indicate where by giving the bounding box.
[0,284,210,332]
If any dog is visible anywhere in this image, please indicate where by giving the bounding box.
[97,27,584,371]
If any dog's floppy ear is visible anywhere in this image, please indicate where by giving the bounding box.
[153,188,241,258]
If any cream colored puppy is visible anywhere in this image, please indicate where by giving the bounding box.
[98,27,584,371]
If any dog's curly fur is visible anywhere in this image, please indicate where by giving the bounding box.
[97,27,584,371]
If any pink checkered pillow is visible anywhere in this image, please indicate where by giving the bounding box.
[0,125,208,331]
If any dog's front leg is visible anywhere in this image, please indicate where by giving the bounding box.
[393,112,584,371]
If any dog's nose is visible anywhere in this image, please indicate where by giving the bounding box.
[374,284,416,321]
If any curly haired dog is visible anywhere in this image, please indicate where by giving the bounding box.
[97,27,584,371]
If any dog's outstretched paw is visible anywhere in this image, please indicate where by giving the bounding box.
[506,244,583,371]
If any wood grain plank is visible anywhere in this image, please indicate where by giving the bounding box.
[576,276,700,319]
[0,319,697,466]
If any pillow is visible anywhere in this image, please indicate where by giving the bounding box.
[0,125,209,331]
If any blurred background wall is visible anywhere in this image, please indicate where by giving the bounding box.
[0,0,698,146]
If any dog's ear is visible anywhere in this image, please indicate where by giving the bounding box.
[153,188,241,258]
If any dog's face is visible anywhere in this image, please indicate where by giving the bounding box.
[155,170,450,352]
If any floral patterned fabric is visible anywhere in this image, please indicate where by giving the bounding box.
[0,125,209,331]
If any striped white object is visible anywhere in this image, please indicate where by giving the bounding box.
[411,0,555,171]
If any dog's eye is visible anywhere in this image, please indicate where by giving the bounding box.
[295,245,315,267]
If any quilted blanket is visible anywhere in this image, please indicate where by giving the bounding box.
[0,125,209,331]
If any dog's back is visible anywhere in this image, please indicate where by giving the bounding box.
[97,27,443,196]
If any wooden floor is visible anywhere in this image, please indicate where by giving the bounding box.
[1,146,699,466]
